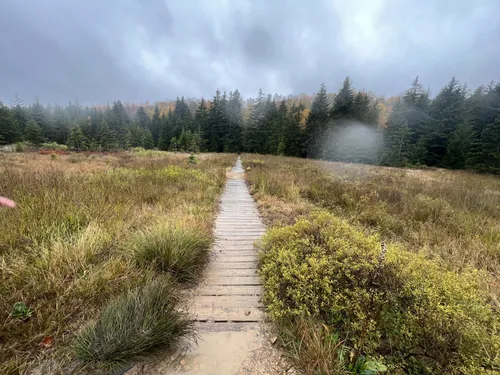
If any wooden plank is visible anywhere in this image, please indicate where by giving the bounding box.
[204,275,261,285]
[192,295,262,307]
[211,255,258,263]
[211,262,257,269]
[198,285,261,296]
[193,307,263,322]
[206,268,258,277]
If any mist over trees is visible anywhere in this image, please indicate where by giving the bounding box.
[1,76,499,173]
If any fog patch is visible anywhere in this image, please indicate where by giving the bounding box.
[320,121,382,164]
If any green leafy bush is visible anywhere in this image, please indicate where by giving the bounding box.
[73,278,192,372]
[131,223,211,283]
[260,211,500,374]
[40,142,68,151]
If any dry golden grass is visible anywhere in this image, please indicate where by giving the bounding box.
[243,154,500,278]
[0,151,235,374]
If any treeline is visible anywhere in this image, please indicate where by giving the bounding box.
[0,76,499,173]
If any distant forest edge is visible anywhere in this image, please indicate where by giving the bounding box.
[1,76,499,173]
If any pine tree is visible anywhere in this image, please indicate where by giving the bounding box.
[443,122,475,169]
[424,77,466,166]
[383,99,411,166]
[158,110,173,151]
[262,96,279,154]
[0,101,21,144]
[24,119,44,145]
[305,83,330,158]
[244,89,267,154]
[30,99,52,140]
[128,123,144,147]
[150,105,161,145]
[195,98,209,151]
[52,105,69,144]
[142,128,154,149]
[284,103,305,157]
[68,126,88,150]
[11,93,28,134]
[478,115,500,173]
[136,106,150,128]
[226,90,244,152]
[96,119,117,151]
[352,91,371,122]
[331,77,354,121]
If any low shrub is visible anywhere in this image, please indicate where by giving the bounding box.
[260,211,500,374]
[40,142,68,151]
[73,278,192,372]
[131,223,211,283]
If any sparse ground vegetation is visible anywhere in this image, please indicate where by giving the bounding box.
[243,154,500,374]
[0,151,234,374]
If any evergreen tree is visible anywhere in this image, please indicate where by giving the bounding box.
[196,98,209,151]
[31,98,52,140]
[68,126,88,150]
[150,105,161,145]
[352,91,371,122]
[424,77,466,166]
[11,93,28,134]
[244,89,267,153]
[24,119,44,145]
[128,123,144,147]
[142,128,154,149]
[226,90,244,152]
[284,103,305,157]
[478,115,500,173]
[331,77,354,121]
[96,119,117,151]
[136,106,150,128]
[383,99,411,166]
[52,105,69,144]
[0,102,21,144]
[305,83,330,158]
[443,122,475,169]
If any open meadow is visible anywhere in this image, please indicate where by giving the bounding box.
[0,151,235,374]
[243,154,500,374]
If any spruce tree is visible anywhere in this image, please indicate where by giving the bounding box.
[425,77,466,166]
[305,83,330,158]
[330,77,354,121]
[443,122,475,169]
[136,106,150,128]
[68,126,88,150]
[195,98,209,151]
[11,93,28,134]
[150,105,161,145]
[24,119,44,145]
[0,102,21,144]
[383,99,411,166]
[128,123,144,147]
[244,89,267,154]
[226,90,244,152]
[143,128,154,149]
[284,103,305,157]
[479,115,500,173]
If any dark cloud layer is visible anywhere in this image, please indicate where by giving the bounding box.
[1,0,499,104]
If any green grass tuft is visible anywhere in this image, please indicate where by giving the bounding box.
[73,277,192,372]
[131,223,212,283]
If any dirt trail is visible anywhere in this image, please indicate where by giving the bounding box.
[127,157,294,375]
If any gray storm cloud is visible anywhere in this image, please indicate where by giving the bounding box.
[0,0,499,104]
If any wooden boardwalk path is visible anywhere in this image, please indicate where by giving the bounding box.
[191,156,265,325]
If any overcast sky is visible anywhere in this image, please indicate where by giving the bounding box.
[0,0,499,104]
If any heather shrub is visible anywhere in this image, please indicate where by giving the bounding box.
[260,211,499,374]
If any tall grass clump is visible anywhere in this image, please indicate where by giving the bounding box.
[130,223,212,283]
[0,152,235,374]
[73,278,192,372]
[260,211,500,374]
